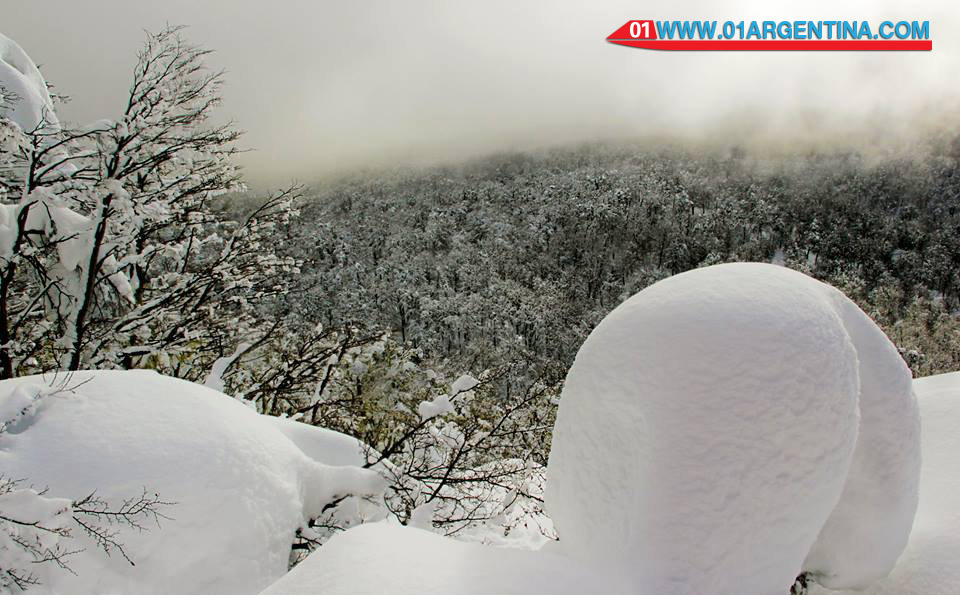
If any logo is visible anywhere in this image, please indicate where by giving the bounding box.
[607,20,932,51]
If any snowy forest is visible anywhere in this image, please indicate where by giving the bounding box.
[2,20,959,595]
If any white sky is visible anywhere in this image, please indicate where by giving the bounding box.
[5,1,954,184]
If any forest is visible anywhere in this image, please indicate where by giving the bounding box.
[284,137,960,380]
[2,25,958,595]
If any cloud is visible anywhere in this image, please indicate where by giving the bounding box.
[5,0,955,183]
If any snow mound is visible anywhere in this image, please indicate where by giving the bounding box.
[254,370,957,595]
[0,370,384,595]
[0,32,59,134]
[257,522,632,595]
[546,263,919,595]
[802,296,921,588]
[812,372,960,595]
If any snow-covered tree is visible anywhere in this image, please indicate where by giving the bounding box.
[0,27,300,379]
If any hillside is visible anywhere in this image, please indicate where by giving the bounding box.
[288,140,960,379]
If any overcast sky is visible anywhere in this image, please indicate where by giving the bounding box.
[5,1,954,184]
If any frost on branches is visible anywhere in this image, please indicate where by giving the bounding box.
[0,27,300,381]
[252,332,559,557]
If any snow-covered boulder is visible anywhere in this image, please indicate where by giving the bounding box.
[0,370,384,595]
[546,263,919,595]
[0,32,59,134]
[257,522,632,595]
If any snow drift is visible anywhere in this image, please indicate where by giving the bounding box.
[258,521,632,595]
[803,295,921,588]
[546,263,919,595]
[255,369,956,595]
[812,372,960,595]
[0,370,383,595]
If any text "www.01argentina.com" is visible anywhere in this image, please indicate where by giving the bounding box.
[607,20,931,50]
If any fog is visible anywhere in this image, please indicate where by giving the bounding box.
[6,0,955,184]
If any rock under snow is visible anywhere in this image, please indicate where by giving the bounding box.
[0,370,384,595]
[546,262,919,595]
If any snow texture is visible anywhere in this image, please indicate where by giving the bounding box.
[0,370,384,595]
[257,522,633,595]
[546,263,919,595]
[265,415,390,529]
[451,373,479,394]
[0,33,59,134]
[802,295,921,588]
[812,372,960,595]
[0,488,70,526]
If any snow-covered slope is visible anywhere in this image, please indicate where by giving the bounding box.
[812,372,960,595]
[0,370,383,595]
[255,370,959,595]
[547,263,919,595]
[258,521,632,595]
[0,33,59,134]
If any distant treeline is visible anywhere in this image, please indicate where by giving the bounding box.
[281,138,960,377]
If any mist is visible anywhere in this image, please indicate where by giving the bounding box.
[6,0,955,184]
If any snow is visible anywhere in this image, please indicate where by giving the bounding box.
[1,262,950,595]
[0,486,74,587]
[802,295,921,588]
[451,373,479,394]
[0,382,47,431]
[266,415,390,520]
[546,263,918,595]
[0,33,59,134]
[0,488,71,526]
[407,498,438,529]
[266,416,369,468]
[417,374,480,420]
[0,370,384,595]
[204,342,250,393]
[0,198,89,266]
[255,370,960,595]
[812,372,960,595]
[418,393,454,420]
[257,522,633,595]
